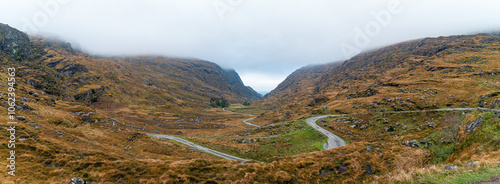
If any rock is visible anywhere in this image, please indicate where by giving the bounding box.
[16,116,25,121]
[443,165,458,171]
[461,102,468,107]
[360,125,367,130]
[81,112,96,120]
[385,125,395,132]
[402,140,419,148]
[366,146,373,153]
[365,165,374,175]
[336,164,348,174]
[350,125,357,128]
[406,98,416,104]
[320,168,335,177]
[69,111,84,116]
[478,102,487,107]
[466,118,483,133]
[429,124,436,128]
[465,161,479,168]
[29,92,39,97]
[71,177,90,184]
[322,105,328,110]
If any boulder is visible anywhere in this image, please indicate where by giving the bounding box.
[365,165,374,175]
[16,116,25,121]
[466,118,483,133]
[443,165,458,171]
[478,102,487,107]
[402,140,419,148]
[465,161,479,168]
[336,164,348,174]
[71,177,90,184]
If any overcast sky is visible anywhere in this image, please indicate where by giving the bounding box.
[1,0,499,93]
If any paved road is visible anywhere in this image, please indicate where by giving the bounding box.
[304,107,499,150]
[149,107,498,161]
[149,134,249,162]
[306,115,346,150]
[223,108,260,127]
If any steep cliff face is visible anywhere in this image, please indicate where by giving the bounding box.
[220,69,262,101]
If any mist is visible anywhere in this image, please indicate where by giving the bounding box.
[0,0,499,92]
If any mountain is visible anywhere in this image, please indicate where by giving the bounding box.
[264,62,341,105]
[0,23,260,108]
[265,34,500,117]
[0,23,264,182]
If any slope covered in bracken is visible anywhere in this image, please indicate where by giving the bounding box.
[0,23,263,183]
[265,34,500,119]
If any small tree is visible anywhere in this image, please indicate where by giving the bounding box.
[242,101,250,106]
[210,97,228,108]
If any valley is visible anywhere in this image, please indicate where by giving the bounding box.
[0,22,499,184]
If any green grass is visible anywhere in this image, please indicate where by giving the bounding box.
[410,164,500,184]
[185,120,326,162]
[453,112,500,157]
[227,105,246,109]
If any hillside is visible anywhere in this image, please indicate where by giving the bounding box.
[265,34,500,118]
[264,62,341,103]
[0,23,262,183]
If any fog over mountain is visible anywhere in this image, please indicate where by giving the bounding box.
[0,0,499,91]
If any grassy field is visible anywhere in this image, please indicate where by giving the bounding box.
[407,163,500,184]
[185,119,326,162]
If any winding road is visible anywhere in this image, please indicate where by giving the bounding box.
[148,107,499,161]
[223,108,260,127]
[306,115,347,150]
[304,107,500,150]
[149,134,249,162]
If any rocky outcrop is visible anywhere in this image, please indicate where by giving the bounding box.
[0,23,34,60]
[74,86,107,103]
[466,118,483,133]
[402,140,420,148]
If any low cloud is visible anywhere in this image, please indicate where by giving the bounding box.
[0,0,499,91]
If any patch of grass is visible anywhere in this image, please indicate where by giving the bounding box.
[244,120,326,162]
[450,112,500,160]
[187,120,325,162]
[427,144,455,164]
[410,164,500,184]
